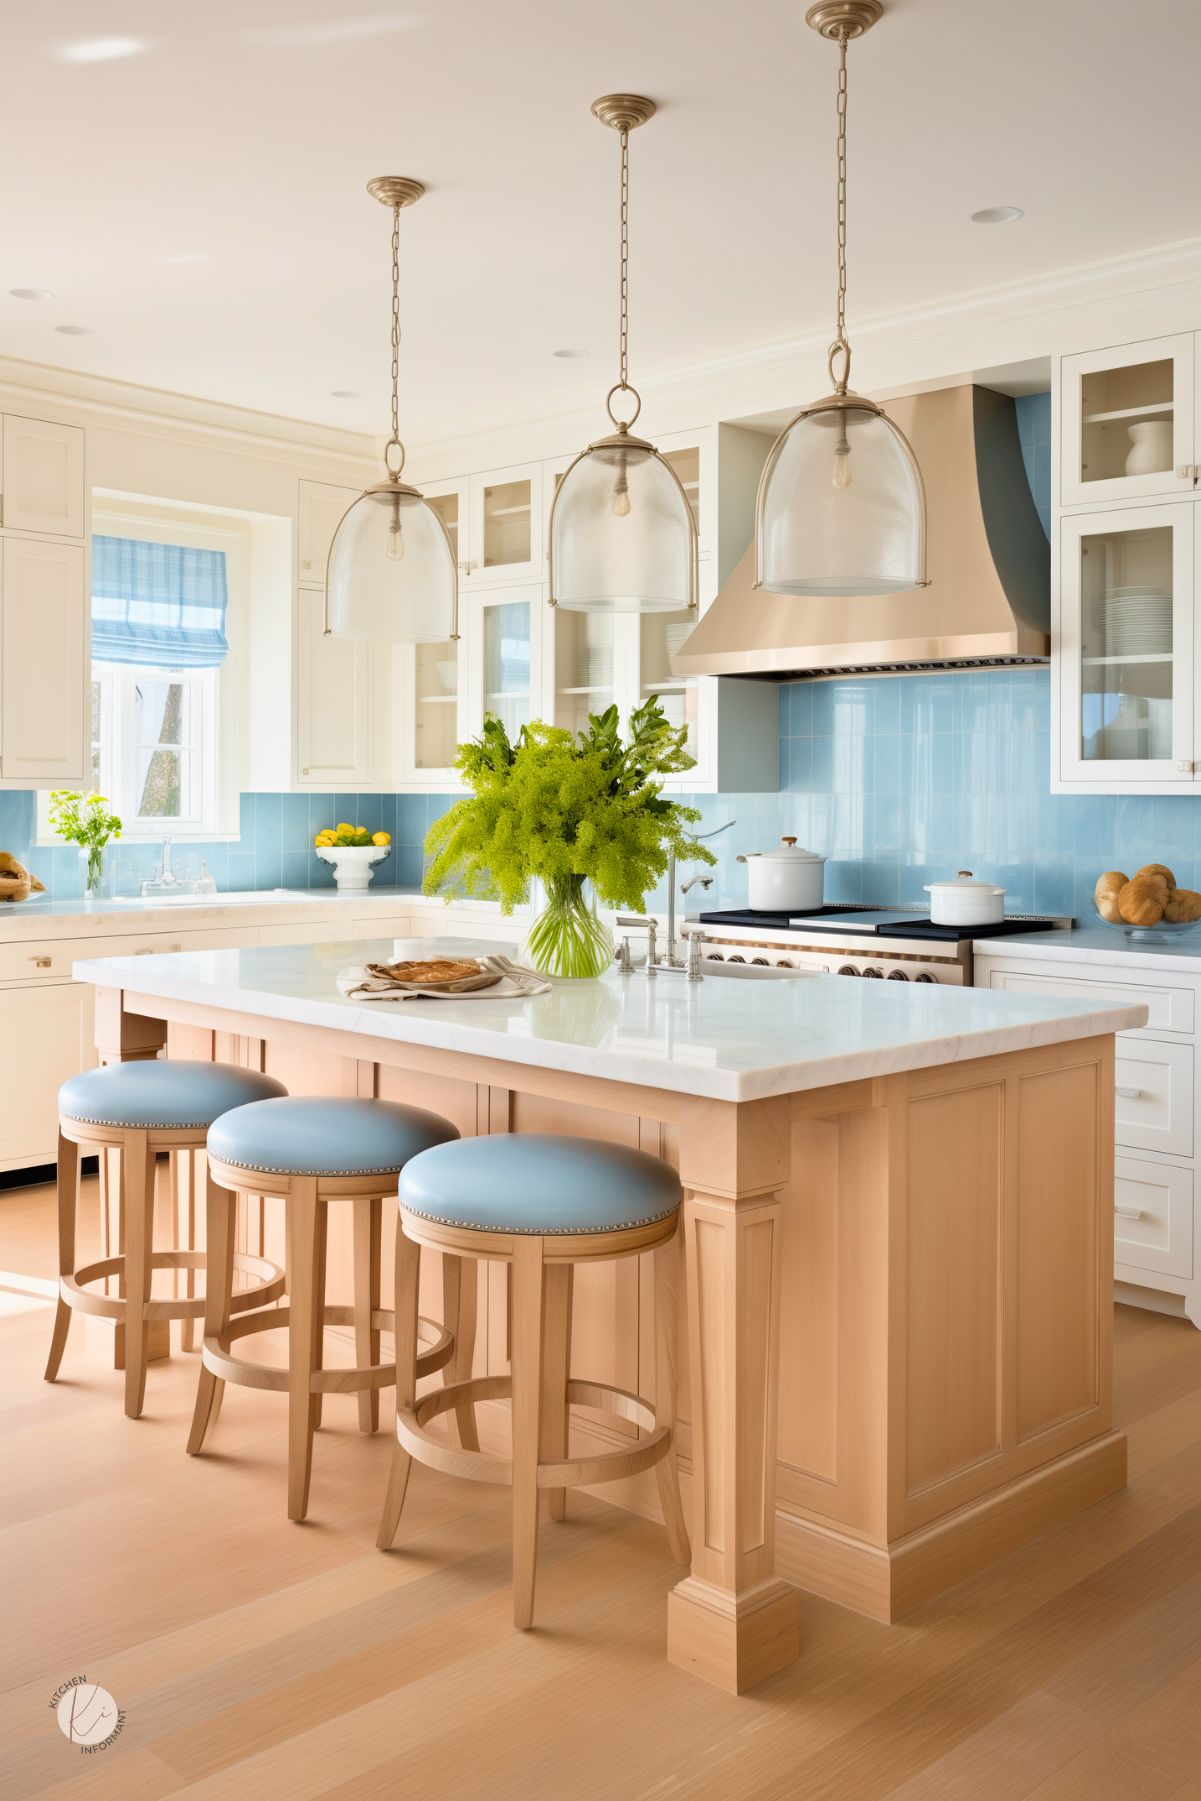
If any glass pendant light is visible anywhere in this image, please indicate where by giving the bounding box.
[756,2,929,598]
[548,96,697,615]
[325,178,458,642]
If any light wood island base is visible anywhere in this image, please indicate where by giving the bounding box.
[89,981,1124,1692]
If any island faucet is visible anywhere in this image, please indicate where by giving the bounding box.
[657,819,736,972]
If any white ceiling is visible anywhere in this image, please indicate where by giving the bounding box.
[3,0,1199,443]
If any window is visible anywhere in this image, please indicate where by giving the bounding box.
[90,662,219,832]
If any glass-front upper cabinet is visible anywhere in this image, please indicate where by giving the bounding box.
[460,584,541,749]
[633,435,714,783]
[424,466,543,585]
[1060,336,1196,507]
[1058,503,1195,787]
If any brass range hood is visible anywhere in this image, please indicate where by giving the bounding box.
[675,385,1050,679]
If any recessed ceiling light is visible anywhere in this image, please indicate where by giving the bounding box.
[971,205,1024,225]
[552,348,589,360]
[9,287,54,301]
[56,37,147,64]
[54,324,92,336]
[329,389,360,399]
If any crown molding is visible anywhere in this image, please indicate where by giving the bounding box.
[409,235,1201,480]
[0,355,377,477]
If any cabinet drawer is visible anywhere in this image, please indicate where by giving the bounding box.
[1114,1038,1194,1156]
[986,967,1193,1037]
[1114,1156,1194,1279]
[0,927,251,984]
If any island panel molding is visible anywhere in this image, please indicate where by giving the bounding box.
[72,941,1138,1687]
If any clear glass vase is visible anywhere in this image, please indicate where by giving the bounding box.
[523,876,614,980]
[80,844,113,899]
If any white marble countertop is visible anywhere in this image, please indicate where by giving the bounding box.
[0,885,514,936]
[72,933,1148,1103]
[973,925,1201,974]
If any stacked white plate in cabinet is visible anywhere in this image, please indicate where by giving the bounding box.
[1103,587,1172,656]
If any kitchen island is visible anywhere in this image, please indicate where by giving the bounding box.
[73,936,1146,1693]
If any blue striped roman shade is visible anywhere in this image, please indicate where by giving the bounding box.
[91,535,229,668]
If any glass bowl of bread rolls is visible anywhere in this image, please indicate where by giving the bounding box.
[1093,865,1201,937]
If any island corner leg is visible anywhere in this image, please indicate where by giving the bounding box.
[667,1097,799,1694]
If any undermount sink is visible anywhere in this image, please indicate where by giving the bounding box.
[699,957,819,979]
[109,889,313,907]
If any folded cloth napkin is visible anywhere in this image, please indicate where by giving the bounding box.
[337,953,552,1002]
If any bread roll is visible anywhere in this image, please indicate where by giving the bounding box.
[1118,876,1168,926]
[1134,863,1176,889]
[1094,869,1127,903]
[1165,888,1201,924]
[1096,889,1123,923]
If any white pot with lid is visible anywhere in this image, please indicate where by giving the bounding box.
[736,837,826,911]
[923,869,1006,927]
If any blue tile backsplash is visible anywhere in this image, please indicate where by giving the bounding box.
[1,392,1181,921]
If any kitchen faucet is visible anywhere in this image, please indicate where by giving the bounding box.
[656,819,736,973]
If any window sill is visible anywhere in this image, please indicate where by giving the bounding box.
[33,831,244,849]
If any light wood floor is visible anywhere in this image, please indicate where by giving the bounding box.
[2,1177,1200,1801]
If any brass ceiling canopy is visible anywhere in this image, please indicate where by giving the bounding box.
[804,1,882,40]
[365,176,426,210]
[590,94,657,132]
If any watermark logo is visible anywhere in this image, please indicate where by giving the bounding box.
[49,1678,124,1753]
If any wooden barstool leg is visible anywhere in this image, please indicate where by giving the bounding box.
[122,1131,157,1420]
[353,1195,382,1434]
[510,1236,545,1629]
[287,1179,322,1521]
[540,1263,574,1523]
[377,1223,422,1549]
[442,1253,480,1451]
[653,1229,691,1564]
[310,1199,328,1431]
[187,1168,237,1454]
[177,1150,198,1353]
[44,1128,79,1382]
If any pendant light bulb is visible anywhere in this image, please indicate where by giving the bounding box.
[754,2,928,598]
[546,96,698,613]
[323,177,458,642]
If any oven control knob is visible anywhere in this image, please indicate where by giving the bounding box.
[887,969,909,980]
[775,960,793,969]
[751,957,769,966]
[837,964,859,976]
[862,965,883,978]
[728,954,746,963]
[915,971,936,983]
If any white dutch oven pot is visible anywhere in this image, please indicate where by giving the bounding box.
[923,869,1006,927]
[736,837,826,911]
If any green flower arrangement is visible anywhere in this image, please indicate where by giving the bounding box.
[48,790,123,897]
[424,698,716,978]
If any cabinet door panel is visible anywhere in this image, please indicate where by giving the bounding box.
[1113,1156,1193,1279]
[0,983,95,1170]
[1060,337,1195,508]
[1,415,85,536]
[1,537,85,780]
[297,479,359,586]
[294,588,373,786]
[468,464,543,585]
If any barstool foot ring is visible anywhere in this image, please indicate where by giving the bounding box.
[60,1250,284,1322]
[199,1308,453,1395]
[395,1374,673,1488]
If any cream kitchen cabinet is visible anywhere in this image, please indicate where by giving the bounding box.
[297,477,358,586]
[0,414,85,537]
[424,464,543,587]
[1059,334,1198,509]
[976,943,1200,1330]
[0,536,87,783]
[293,586,376,789]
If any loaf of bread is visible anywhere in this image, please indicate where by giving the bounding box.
[1165,888,1201,924]
[1134,863,1177,889]
[1118,874,1169,926]
[1094,870,1127,922]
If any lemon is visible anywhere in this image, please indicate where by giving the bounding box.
[372,831,391,846]
[335,822,354,836]
[314,829,336,847]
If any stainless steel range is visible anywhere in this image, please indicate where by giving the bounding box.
[690,905,1072,986]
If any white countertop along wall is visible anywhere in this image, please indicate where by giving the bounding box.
[973,927,1201,974]
[0,886,514,941]
[73,934,1147,1104]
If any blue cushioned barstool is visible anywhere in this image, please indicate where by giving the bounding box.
[192,1096,468,1522]
[46,1059,288,1419]
[378,1134,691,1630]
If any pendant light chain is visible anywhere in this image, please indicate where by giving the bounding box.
[385,202,405,478]
[829,27,852,394]
[605,121,641,430]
